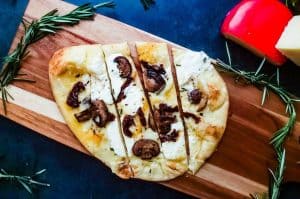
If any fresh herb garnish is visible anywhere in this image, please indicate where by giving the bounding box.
[0,2,115,114]
[0,168,50,194]
[140,0,155,10]
[215,42,299,199]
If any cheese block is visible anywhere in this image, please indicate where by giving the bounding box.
[221,0,292,65]
[102,42,187,181]
[136,42,188,170]
[276,16,300,66]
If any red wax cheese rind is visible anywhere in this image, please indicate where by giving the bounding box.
[221,0,292,66]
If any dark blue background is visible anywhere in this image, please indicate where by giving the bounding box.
[0,0,299,198]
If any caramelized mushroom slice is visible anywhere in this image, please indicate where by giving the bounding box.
[66,81,85,108]
[159,130,179,143]
[122,115,135,137]
[183,112,200,123]
[132,139,160,160]
[153,104,178,134]
[116,78,132,103]
[188,89,202,104]
[92,100,115,127]
[74,108,92,122]
[114,56,132,78]
[142,61,166,75]
[137,107,146,126]
[187,89,208,111]
[143,68,166,93]
[148,113,156,131]
[154,109,175,134]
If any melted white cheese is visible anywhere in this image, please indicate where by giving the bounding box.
[161,132,186,160]
[143,128,159,140]
[176,51,212,87]
[160,120,186,159]
[85,51,114,104]
[122,83,143,115]
[171,119,184,131]
[91,75,114,105]
[106,118,126,157]
[86,54,105,75]
[124,136,135,156]
[78,74,91,110]
[105,53,125,99]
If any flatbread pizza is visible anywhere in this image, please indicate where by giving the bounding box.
[48,42,229,181]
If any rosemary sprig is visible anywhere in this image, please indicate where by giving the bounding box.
[0,168,50,194]
[140,0,155,10]
[216,42,299,199]
[0,2,115,114]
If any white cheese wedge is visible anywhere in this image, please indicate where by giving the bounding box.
[276,16,300,66]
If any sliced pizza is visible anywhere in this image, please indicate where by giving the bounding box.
[102,42,187,181]
[135,42,189,172]
[49,44,132,179]
[172,48,229,174]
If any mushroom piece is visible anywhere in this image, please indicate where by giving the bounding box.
[92,99,115,127]
[114,56,132,78]
[143,68,166,93]
[116,78,132,103]
[153,109,174,134]
[159,130,179,143]
[122,115,135,137]
[188,89,202,104]
[137,107,146,126]
[183,112,200,123]
[132,139,160,160]
[187,89,208,111]
[74,108,92,122]
[66,81,85,108]
[142,61,166,75]
[153,104,178,134]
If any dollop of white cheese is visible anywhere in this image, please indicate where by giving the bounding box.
[106,118,126,157]
[121,84,143,115]
[105,53,125,99]
[86,53,105,75]
[78,74,91,110]
[171,119,184,131]
[161,132,186,160]
[160,120,186,160]
[176,51,212,88]
[91,75,114,105]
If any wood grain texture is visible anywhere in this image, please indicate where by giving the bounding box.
[1,0,300,198]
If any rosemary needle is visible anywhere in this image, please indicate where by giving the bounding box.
[0,168,50,194]
[0,2,115,114]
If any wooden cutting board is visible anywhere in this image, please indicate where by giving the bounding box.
[1,0,300,198]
